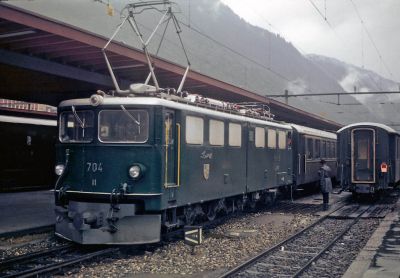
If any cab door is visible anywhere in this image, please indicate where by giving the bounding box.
[163,110,178,188]
[351,128,375,183]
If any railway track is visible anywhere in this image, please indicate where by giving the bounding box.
[218,202,394,278]
[0,243,117,278]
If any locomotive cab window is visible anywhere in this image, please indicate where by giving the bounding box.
[99,109,149,143]
[228,123,242,147]
[209,120,224,146]
[186,116,204,145]
[60,110,94,143]
[255,127,265,148]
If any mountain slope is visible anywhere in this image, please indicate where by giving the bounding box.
[7,0,397,127]
[308,54,400,128]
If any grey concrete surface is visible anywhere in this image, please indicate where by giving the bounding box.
[0,190,55,236]
[343,197,400,278]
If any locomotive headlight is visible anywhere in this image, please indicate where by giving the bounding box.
[55,164,65,176]
[129,165,141,179]
[129,164,146,180]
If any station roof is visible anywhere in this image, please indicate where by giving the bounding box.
[0,4,341,131]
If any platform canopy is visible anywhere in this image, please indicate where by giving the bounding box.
[0,4,341,131]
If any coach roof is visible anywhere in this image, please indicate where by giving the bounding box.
[291,124,336,140]
[337,122,399,135]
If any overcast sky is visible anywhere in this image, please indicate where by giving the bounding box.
[220,0,399,83]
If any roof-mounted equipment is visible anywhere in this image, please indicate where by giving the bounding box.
[102,1,190,96]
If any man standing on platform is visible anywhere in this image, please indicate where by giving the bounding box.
[319,159,332,211]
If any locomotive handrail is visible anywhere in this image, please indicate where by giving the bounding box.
[176,123,181,186]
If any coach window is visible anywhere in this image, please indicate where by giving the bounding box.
[333,142,337,158]
[321,141,326,158]
[267,129,277,149]
[209,120,224,146]
[229,123,242,147]
[278,130,286,149]
[255,127,265,148]
[327,142,331,158]
[315,140,321,158]
[186,116,204,144]
[306,138,313,159]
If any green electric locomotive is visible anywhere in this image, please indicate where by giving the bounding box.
[54,90,294,244]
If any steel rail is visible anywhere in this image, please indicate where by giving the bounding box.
[0,244,73,269]
[217,202,348,278]
[1,247,118,278]
[292,214,363,277]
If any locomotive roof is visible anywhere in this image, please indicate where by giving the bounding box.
[0,115,57,126]
[337,122,399,135]
[290,124,336,140]
[60,97,292,130]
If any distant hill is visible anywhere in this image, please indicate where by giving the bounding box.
[7,0,399,130]
[307,54,400,129]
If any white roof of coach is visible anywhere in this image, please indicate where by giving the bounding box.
[60,97,292,130]
[337,122,399,134]
[291,124,336,140]
[0,115,57,126]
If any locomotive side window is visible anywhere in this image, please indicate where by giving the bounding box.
[228,123,242,147]
[186,116,204,145]
[278,130,286,149]
[60,110,94,143]
[99,110,149,143]
[209,120,224,146]
[306,138,313,159]
[267,129,276,149]
[255,127,265,148]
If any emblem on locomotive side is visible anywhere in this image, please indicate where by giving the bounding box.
[203,163,210,180]
[200,150,213,159]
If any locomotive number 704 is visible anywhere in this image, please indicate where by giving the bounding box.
[86,162,103,172]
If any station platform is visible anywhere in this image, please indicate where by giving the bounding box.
[343,196,400,278]
[0,190,55,237]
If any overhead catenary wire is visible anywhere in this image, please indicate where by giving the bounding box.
[307,0,383,91]
[95,0,307,92]
[348,0,395,80]
[244,4,351,96]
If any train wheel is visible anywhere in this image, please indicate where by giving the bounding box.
[184,206,196,225]
[206,202,217,221]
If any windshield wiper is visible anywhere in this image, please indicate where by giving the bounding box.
[72,105,84,128]
[120,105,141,126]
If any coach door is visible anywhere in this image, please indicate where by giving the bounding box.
[351,129,375,183]
[164,110,179,188]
